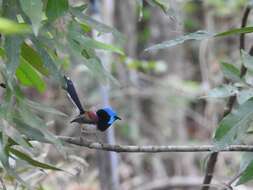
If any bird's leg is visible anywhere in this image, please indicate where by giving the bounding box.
[80,126,93,143]
[94,132,102,144]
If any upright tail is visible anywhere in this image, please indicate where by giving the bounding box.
[64,76,85,114]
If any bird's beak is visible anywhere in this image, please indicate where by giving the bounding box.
[115,116,121,120]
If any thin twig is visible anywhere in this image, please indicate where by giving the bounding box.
[201,6,251,190]
[221,171,244,190]
[57,136,253,153]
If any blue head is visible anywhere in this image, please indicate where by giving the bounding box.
[96,107,121,131]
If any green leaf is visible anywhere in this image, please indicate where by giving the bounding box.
[238,159,253,185]
[220,62,241,81]
[0,47,6,58]
[71,30,124,55]
[19,0,43,36]
[17,103,63,148]
[145,27,253,52]
[237,89,253,105]
[46,0,69,21]
[9,148,61,170]
[19,104,49,130]
[16,57,46,93]
[13,117,47,142]
[70,10,124,45]
[80,22,91,33]
[32,38,63,84]
[0,133,27,185]
[24,99,67,117]
[236,152,253,185]
[214,99,253,147]
[0,17,31,34]
[215,26,253,37]
[145,30,213,51]
[5,36,23,82]
[5,129,32,149]
[241,49,253,70]
[21,43,49,76]
[206,84,238,98]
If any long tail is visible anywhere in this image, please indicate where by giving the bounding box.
[64,76,85,114]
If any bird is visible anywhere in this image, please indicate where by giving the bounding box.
[64,76,121,132]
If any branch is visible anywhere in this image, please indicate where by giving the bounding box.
[58,136,253,153]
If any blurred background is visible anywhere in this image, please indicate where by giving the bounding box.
[19,0,253,189]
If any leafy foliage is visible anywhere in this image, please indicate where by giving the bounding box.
[2,0,253,188]
[214,99,253,147]
[144,10,253,186]
[0,0,124,186]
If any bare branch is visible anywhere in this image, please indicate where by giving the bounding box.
[58,136,253,153]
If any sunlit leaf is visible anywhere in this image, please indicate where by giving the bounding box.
[0,47,6,58]
[206,84,238,98]
[46,0,69,21]
[0,17,31,34]
[145,30,213,51]
[19,0,43,36]
[16,57,46,93]
[21,43,49,76]
[215,26,253,37]
[9,148,61,170]
[220,62,241,81]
